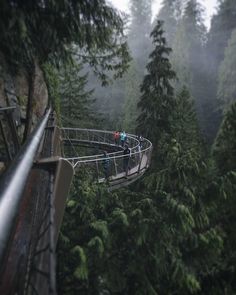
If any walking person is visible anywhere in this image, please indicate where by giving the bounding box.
[137,134,144,161]
[123,144,131,177]
[138,134,144,149]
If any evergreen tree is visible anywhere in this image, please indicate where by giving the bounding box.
[0,0,129,73]
[57,171,113,294]
[204,0,236,140]
[129,0,153,74]
[171,19,192,91]
[123,61,141,133]
[208,102,236,294]
[207,0,236,77]
[157,0,183,46]
[171,0,208,134]
[59,63,94,128]
[135,21,222,293]
[86,0,153,130]
[137,20,176,152]
[217,28,236,109]
[213,102,236,174]
[135,87,222,294]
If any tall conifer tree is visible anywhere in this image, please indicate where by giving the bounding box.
[59,63,94,128]
[204,0,236,139]
[217,28,236,109]
[129,0,153,73]
[157,0,183,46]
[171,0,207,130]
[137,20,176,150]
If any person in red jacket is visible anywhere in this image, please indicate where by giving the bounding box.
[113,131,120,145]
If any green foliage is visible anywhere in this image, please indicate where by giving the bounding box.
[59,62,96,128]
[135,76,223,293]
[0,0,130,77]
[137,20,176,147]
[42,63,61,120]
[57,170,120,294]
[213,101,236,173]
[71,246,88,280]
[203,102,236,294]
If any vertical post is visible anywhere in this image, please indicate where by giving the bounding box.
[95,158,99,182]
[103,132,106,143]
[113,158,117,176]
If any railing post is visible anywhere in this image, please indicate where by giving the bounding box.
[95,158,99,181]
[113,158,117,176]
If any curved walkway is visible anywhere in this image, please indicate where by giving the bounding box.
[61,128,152,189]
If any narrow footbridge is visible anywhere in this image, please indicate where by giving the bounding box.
[0,109,152,294]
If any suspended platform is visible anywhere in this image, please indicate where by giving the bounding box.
[61,128,152,189]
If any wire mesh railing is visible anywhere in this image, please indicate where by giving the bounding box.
[60,128,152,185]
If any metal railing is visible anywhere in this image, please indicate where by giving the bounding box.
[0,108,51,269]
[0,108,59,295]
[60,128,152,186]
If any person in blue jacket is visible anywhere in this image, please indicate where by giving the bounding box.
[120,131,127,147]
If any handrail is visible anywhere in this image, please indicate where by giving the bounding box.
[60,127,152,175]
[61,128,140,145]
[71,140,152,165]
[61,128,142,162]
[0,108,51,270]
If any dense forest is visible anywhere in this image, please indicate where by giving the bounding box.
[0,0,236,294]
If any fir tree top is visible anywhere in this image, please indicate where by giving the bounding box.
[137,20,176,142]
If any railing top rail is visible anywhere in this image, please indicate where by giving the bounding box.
[61,127,145,162]
[69,142,152,164]
[0,108,51,269]
[61,127,139,141]
[61,130,152,167]
[0,106,16,112]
